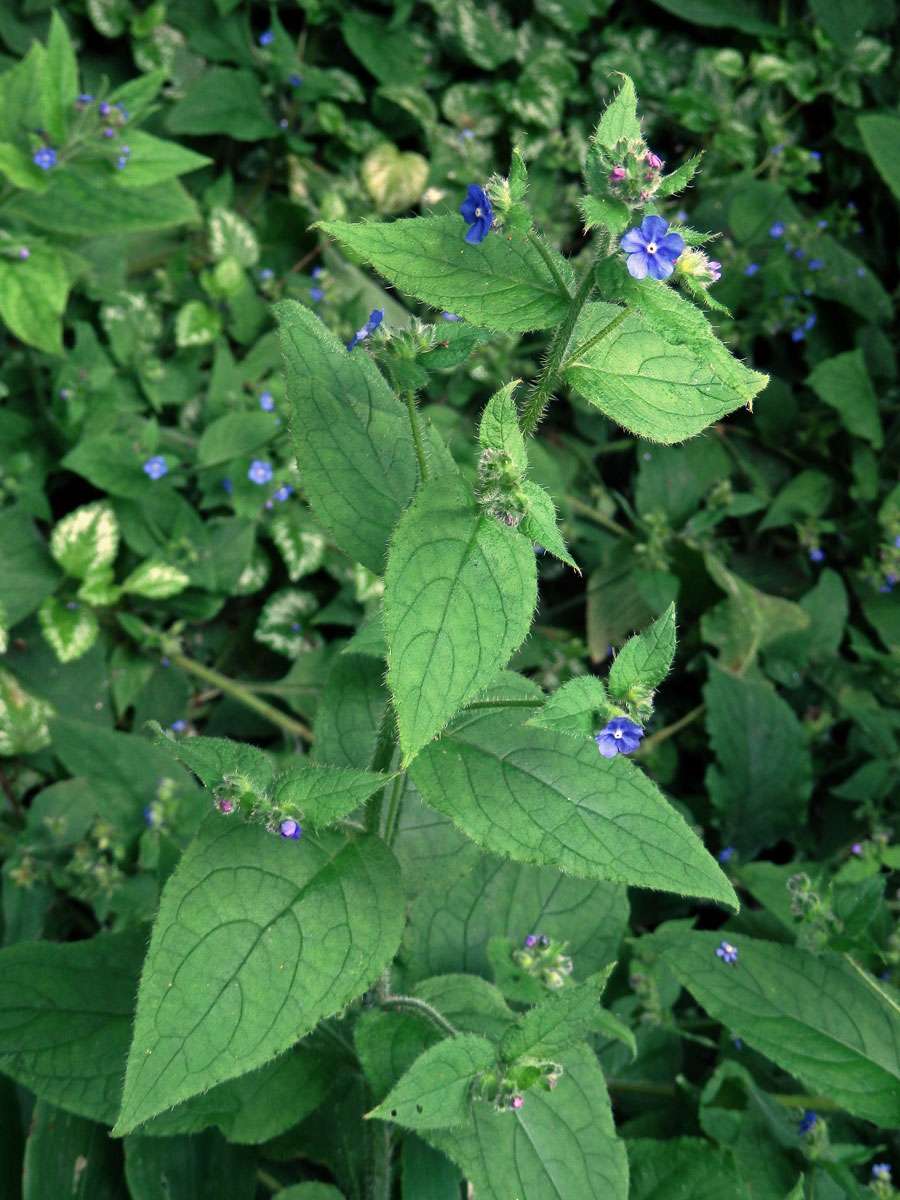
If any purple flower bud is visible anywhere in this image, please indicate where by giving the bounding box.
[609,166,626,182]
[646,151,664,169]
[33,147,57,171]
[511,1096,524,1110]
[279,818,302,840]
[852,842,863,855]
[99,101,111,115]
[248,460,273,485]
[103,127,115,138]
[259,391,275,411]
[524,935,538,948]
[218,798,234,814]
[18,247,29,259]
[707,260,722,282]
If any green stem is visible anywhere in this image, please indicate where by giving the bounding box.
[638,704,706,755]
[769,1093,843,1111]
[369,1123,394,1200]
[404,390,431,483]
[381,995,460,1038]
[382,773,404,847]
[166,650,314,741]
[366,706,398,835]
[519,256,599,438]
[561,305,630,370]
[526,229,572,301]
[568,496,631,539]
[464,698,544,710]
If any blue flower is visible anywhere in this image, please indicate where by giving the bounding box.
[769,221,785,237]
[312,265,324,279]
[808,258,824,270]
[279,818,302,840]
[793,248,806,258]
[289,74,303,86]
[259,268,274,281]
[595,717,644,757]
[856,267,866,277]
[817,219,828,229]
[718,846,734,863]
[143,455,168,479]
[810,151,821,160]
[810,547,825,562]
[872,1164,892,1182]
[259,391,275,411]
[791,328,806,342]
[259,30,275,45]
[745,262,760,276]
[99,101,111,116]
[171,720,187,732]
[248,460,273,485]
[77,93,94,104]
[222,477,232,494]
[620,216,684,280]
[716,940,738,965]
[895,536,900,550]
[309,286,325,302]
[442,311,461,321]
[459,129,475,141]
[798,1110,817,1134]
[273,484,293,502]
[347,307,385,350]
[33,147,57,171]
[524,934,538,948]
[460,184,493,244]
[804,314,817,331]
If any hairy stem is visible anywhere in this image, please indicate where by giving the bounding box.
[561,305,630,369]
[381,995,460,1038]
[568,496,631,539]
[526,229,573,301]
[167,650,313,741]
[404,390,431,483]
[369,1123,394,1200]
[382,773,405,847]
[366,706,399,834]
[519,255,599,438]
[638,704,706,755]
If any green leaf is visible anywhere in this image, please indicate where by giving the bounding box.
[150,725,275,796]
[402,1135,462,1200]
[564,299,767,444]
[626,1136,752,1200]
[123,1128,257,1200]
[409,700,737,906]
[414,976,515,1041]
[704,666,812,852]
[385,474,537,763]
[8,168,199,235]
[0,665,55,755]
[362,143,429,214]
[255,588,319,657]
[275,300,451,574]
[646,928,900,1126]
[857,113,900,203]
[196,412,276,467]
[175,300,222,347]
[270,511,327,582]
[646,0,777,33]
[22,1102,125,1200]
[120,560,191,599]
[526,676,608,736]
[500,972,628,1062]
[0,507,60,626]
[166,69,278,141]
[0,928,146,1125]
[277,1187,347,1200]
[608,602,676,700]
[590,73,643,154]
[319,216,573,333]
[701,554,809,672]
[38,597,100,664]
[112,130,212,189]
[114,819,404,1133]
[478,381,527,475]
[50,501,119,579]
[807,349,882,448]
[425,1045,628,1200]
[355,1010,442,1101]
[519,481,578,569]
[369,1034,496,1130]
[43,11,79,142]
[579,194,631,235]
[270,764,390,829]
[311,654,389,770]
[0,245,71,355]
[655,153,703,198]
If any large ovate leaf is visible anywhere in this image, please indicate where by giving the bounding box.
[369,1034,496,1129]
[425,1045,628,1200]
[626,1136,752,1200]
[646,928,900,1126]
[384,474,537,764]
[275,300,451,574]
[319,216,573,332]
[410,699,736,907]
[114,818,404,1134]
[857,113,900,204]
[123,1128,257,1200]
[564,299,767,443]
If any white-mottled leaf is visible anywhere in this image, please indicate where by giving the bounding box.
[255,589,321,658]
[208,206,259,268]
[121,560,191,599]
[0,666,55,755]
[38,597,100,664]
[49,501,119,580]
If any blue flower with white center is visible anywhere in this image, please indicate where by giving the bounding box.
[279,818,302,840]
[872,1164,891,1182]
[595,717,644,758]
[171,720,187,732]
[460,184,493,245]
[248,460,273,485]
[347,307,385,350]
[259,391,275,411]
[716,940,738,964]
[33,147,57,171]
[259,268,274,281]
[272,485,293,502]
[259,30,274,45]
[309,286,325,302]
[620,216,684,280]
[143,455,168,479]
[810,547,825,562]
[798,1110,817,1134]
[770,221,785,237]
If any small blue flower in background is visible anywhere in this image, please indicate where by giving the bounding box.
[171,720,187,732]
[143,805,156,827]
[792,248,806,258]
[272,485,293,502]
[460,184,493,244]
[259,268,274,281]
[459,129,475,141]
[33,147,57,171]
[248,460,273,485]
[810,151,821,160]
[804,315,817,331]
[716,940,738,965]
[442,312,461,321]
[595,717,644,757]
[620,215,684,280]
[798,1110,817,1134]
[18,247,29,259]
[894,535,900,549]
[791,327,806,342]
[222,477,232,494]
[808,258,824,270]
[347,307,384,350]
[745,263,760,276]
[259,391,275,411]
[718,846,734,863]
[289,74,303,86]
[143,455,168,479]
[817,219,828,229]
[160,656,170,667]
[538,934,550,947]
[856,267,866,277]
[309,286,325,302]
[769,221,785,237]
[279,818,302,840]
[259,29,275,45]
[872,1164,892,1182]
[810,547,825,562]
[312,265,324,279]
[77,93,94,104]
[99,101,111,116]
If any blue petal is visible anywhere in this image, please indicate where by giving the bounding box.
[620,228,647,253]
[646,254,675,280]
[625,252,650,279]
[657,232,684,257]
[641,214,669,241]
[596,736,619,758]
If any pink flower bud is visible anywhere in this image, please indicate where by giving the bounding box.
[511,1096,524,1110]
[646,152,664,169]
[609,166,626,182]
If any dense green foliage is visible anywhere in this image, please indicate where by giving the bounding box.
[0,1,899,1197]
